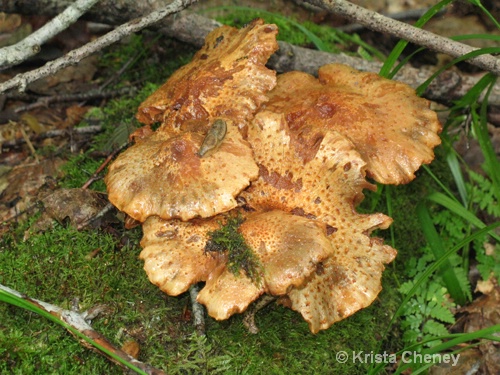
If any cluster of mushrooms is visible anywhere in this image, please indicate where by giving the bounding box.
[104,20,441,333]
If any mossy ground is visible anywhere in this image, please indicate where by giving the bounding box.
[0,218,403,374]
[0,15,454,375]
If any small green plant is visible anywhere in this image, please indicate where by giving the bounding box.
[202,6,384,61]
[167,333,233,374]
[205,216,262,283]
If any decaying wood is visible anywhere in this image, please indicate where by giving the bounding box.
[0,0,198,93]
[1,1,497,107]
[0,283,166,375]
[0,0,100,69]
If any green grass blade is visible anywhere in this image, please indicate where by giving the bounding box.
[386,46,425,79]
[395,326,500,373]
[472,76,500,203]
[451,34,500,42]
[451,72,497,109]
[417,48,500,96]
[427,191,500,242]
[203,6,331,51]
[0,285,149,375]
[422,164,459,202]
[416,203,468,305]
[445,150,468,206]
[379,0,453,78]
[468,0,500,29]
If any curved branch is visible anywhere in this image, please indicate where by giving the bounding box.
[0,0,99,69]
[0,0,198,93]
[305,0,500,75]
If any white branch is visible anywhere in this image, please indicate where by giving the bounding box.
[305,0,500,75]
[0,0,198,93]
[0,0,100,70]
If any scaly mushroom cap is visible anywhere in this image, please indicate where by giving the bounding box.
[263,64,441,184]
[140,209,335,320]
[104,122,258,222]
[197,210,334,319]
[106,20,279,222]
[139,215,223,296]
[136,18,279,131]
[240,110,397,333]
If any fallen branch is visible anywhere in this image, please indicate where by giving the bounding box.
[305,0,500,75]
[1,3,499,106]
[0,0,198,93]
[0,0,99,69]
[1,125,103,148]
[0,283,166,375]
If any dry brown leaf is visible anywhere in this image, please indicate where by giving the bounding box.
[29,188,109,233]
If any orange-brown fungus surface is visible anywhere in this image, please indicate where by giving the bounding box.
[106,19,279,222]
[105,123,258,222]
[263,64,441,184]
[239,110,397,332]
[140,215,223,296]
[105,22,443,334]
[136,19,278,131]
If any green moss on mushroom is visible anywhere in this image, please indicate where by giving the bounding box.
[205,216,262,283]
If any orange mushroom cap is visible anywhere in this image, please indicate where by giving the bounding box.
[139,215,223,296]
[240,109,396,332]
[106,19,279,222]
[104,122,258,222]
[262,63,442,184]
[136,18,279,131]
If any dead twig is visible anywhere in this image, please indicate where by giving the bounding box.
[1,125,103,148]
[0,0,100,69]
[81,142,128,189]
[337,7,447,33]
[0,0,198,93]
[305,0,500,75]
[0,283,166,375]
[12,86,136,113]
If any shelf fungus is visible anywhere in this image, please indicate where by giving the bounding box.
[105,20,442,333]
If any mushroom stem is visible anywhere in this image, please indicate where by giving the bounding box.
[189,284,206,336]
[242,295,277,334]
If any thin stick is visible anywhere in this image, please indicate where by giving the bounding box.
[13,86,136,113]
[1,125,103,148]
[0,0,100,69]
[305,0,500,75]
[81,143,128,189]
[0,283,166,375]
[0,0,198,93]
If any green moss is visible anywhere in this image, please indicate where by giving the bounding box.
[205,216,262,283]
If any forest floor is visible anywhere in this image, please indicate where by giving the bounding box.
[0,1,499,374]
